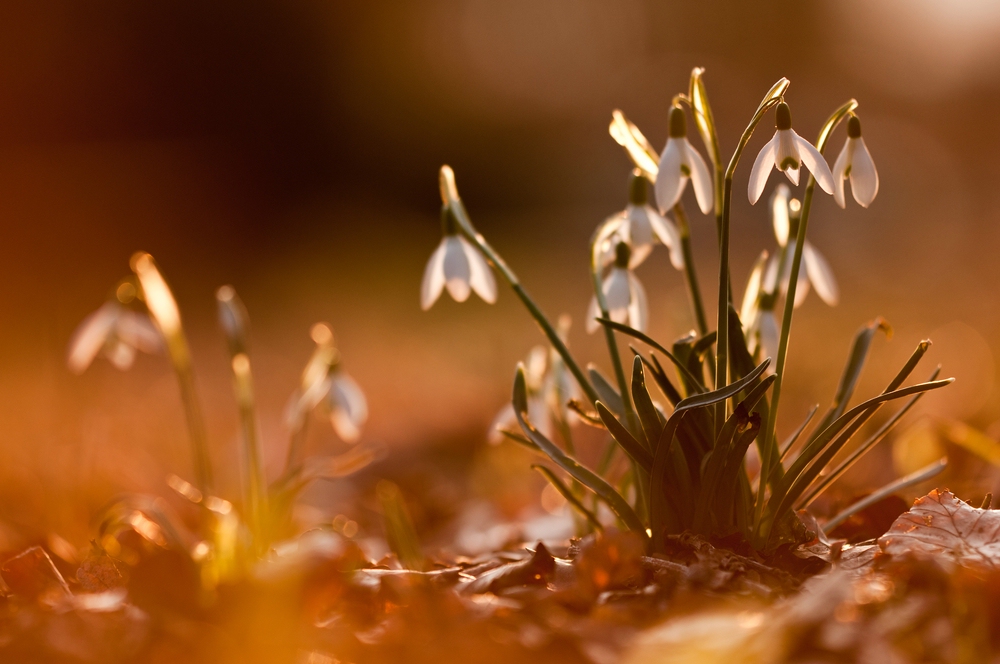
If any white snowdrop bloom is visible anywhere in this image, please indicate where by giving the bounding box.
[832,115,879,209]
[750,309,780,366]
[655,107,714,215]
[67,300,162,374]
[597,176,683,269]
[420,208,497,310]
[740,250,769,334]
[767,239,839,308]
[748,102,835,205]
[490,346,552,443]
[324,368,368,442]
[587,243,648,334]
[285,324,368,442]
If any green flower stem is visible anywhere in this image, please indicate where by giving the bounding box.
[714,81,788,435]
[446,194,600,406]
[673,202,716,385]
[588,222,647,520]
[753,101,857,544]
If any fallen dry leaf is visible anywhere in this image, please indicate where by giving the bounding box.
[879,489,1000,571]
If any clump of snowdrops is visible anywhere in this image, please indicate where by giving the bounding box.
[421,67,952,553]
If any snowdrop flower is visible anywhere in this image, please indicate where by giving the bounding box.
[490,317,583,443]
[832,115,879,208]
[739,251,778,365]
[490,346,552,443]
[587,242,648,334]
[766,187,839,308]
[67,294,162,374]
[421,206,497,310]
[597,174,683,269]
[286,324,368,442]
[748,102,835,204]
[655,107,714,215]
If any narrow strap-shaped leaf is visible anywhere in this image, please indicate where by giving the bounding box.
[822,458,947,535]
[766,377,953,527]
[692,331,718,358]
[596,402,653,472]
[595,318,705,393]
[778,404,819,465]
[714,413,762,533]
[693,404,749,531]
[647,352,682,405]
[513,365,646,535]
[631,357,663,450]
[532,465,604,532]
[798,365,941,508]
[809,318,891,443]
[656,357,770,431]
[588,364,625,416]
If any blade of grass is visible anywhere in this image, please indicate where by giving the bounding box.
[596,402,653,472]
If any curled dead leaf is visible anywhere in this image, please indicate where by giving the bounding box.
[879,489,1000,571]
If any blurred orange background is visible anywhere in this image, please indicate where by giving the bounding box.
[0,1,998,542]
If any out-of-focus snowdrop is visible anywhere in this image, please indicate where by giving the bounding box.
[740,251,779,365]
[421,206,497,310]
[67,282,163,374]
[587,242,648,334]
[490,317,582,444]
[596,174,683,270]
[766,185,839,308]
[286,323,368,444]
[748,102,835,204]
[832,115,879,209]
[654,107,714,215]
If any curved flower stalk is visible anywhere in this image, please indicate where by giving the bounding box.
[833,115,879,208]
[587,242,648,334]
[597,174,683,270]
[654,106,714,215]
[748,102,835,205]
[285,323,368,469]
[421,206,497,310]
[67,283,162,374]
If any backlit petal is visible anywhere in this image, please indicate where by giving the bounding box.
[747,133,778,204]
[804,242,839,306]
[832,140,851,209]
[624,205,654,267]
[329,372,368,441]
[771,184,790,246]
[106,341,137,370]
[849,137,879,207]
[67,302,119,374]
[784,166,800,186]
[461,237,497,303]
[794,133,835,194]
[585,295,602,334]
[654,139,686,213]
[775,130,800,171]
[645,206,684,270]
[740,250,768,327]
[683,139,714,214]
[442,236,471,302]
[759,312,779,365]
[116,311,163,353]
[604,268,632,325]
[627,272,649,332]
[420,238,449,310]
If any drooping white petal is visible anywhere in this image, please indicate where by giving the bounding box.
[774,129,800,171]
[106,341,137,370]
[525,346,548,389]
[67,302,120,374]
[594,213,626,268]
[528,396,553,441]
[771,184,790,246]
[747,133,778,204]
[758,311,779,365]
[682,139,714,214]
[762,253,780,295]
[604,268,632,325]
[460,236,497,304]
[645,206,684,270]
[116,311,163,353]
[794,133,835,194]
[420,238,449,310]
[784,165,800,186]
[803,242,839,306]
[627,272,649,332]
[442,236,471,302]
[780,241,811,308]
[654,139,687,213]
[329,371,368,442]
[585,294,602,334]
[832,140,851,209]
[740,250,768,327]
[848,137,879,207]
[624,205,654,267]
